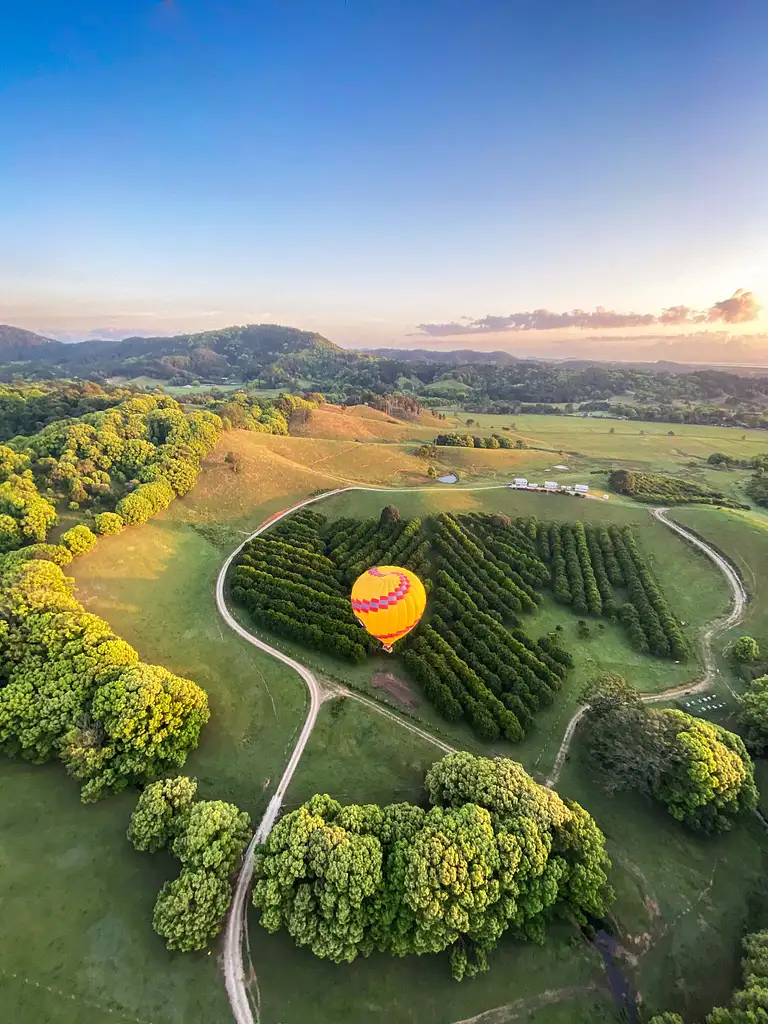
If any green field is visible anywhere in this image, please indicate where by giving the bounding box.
[3,416,767,1024]
[0,762,232,1024]
[434,411,768,500]
[559,739,768,1023]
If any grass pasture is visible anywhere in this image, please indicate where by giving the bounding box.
[4,413,766,1024]
[557,745,768,1023]
[0,762,232,1024]
[437,411,768,500]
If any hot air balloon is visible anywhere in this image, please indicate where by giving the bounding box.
[351,565,427,653]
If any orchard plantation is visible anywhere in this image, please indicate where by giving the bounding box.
[233,507,689,741]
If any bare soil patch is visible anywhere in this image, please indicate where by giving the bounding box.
[371,671,416,707]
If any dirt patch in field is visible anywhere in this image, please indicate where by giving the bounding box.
[371,671,416,707]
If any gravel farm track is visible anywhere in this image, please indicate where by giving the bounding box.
[216,490,747,1024]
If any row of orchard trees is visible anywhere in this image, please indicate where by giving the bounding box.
[433,432,524,449]
[231,507,580,741]
[253,752,613,981]
[232,510,377,662]
[403,514,570,742]
[0,549,210,802]
[324,504,430,585]
[539,520,688,660]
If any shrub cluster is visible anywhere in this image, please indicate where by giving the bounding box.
[127,776,251,952]
[434,433,523,449]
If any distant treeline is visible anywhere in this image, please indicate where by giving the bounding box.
[434,433,527,449]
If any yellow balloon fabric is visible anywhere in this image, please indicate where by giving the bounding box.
[351,565,427,652]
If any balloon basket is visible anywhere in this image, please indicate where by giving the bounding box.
[382,644,393,654]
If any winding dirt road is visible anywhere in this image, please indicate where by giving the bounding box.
[217,484,470,1024]
[218,491,748,1021]
[545,506,747,788]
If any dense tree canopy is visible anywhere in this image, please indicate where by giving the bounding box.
[61,524,97,555]
[0,554,209,801]
[738,674,768,755]
[93,511,124,535]
[253,753,612,980]
[582,675,757,832]
[127,776,198,853]
[153,869,234,952]
[730,636,760,664]
[127,775,251,952]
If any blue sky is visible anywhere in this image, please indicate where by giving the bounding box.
[2,0,768,354]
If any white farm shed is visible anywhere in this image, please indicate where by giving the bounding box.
[513,477,528,488]
[574,483,590,494]
[544,481,558,490]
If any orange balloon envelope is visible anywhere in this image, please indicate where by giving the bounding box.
[351,565,427,653]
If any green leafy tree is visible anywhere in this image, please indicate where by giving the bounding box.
[63,664,210,800]
[0,513,22,551]
[171,800,251,876]
[738,674,768,755]
[93,511,124,535]
[61,524,98,556]
[582,677,757,831]
[654,710,758,832]
[731,636,760,663]
[127,776,198,853]
[152,869,233,952]
[379,504,401,525]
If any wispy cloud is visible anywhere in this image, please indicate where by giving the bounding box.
[415,289,761,337]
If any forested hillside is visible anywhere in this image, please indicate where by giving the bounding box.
[4,322,768,430]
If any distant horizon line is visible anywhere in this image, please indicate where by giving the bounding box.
[5,321,768,371]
